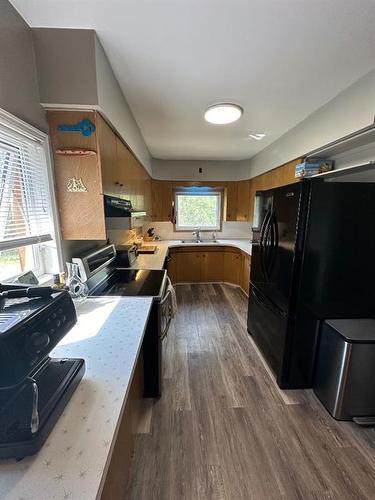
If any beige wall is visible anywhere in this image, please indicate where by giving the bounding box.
[152,158,251,181]
[95,38,152,175]
[31,28,152,175]
[32,28,98,106]
[0,1,47,131]
[247,69,375,178]
[154,69,375,181]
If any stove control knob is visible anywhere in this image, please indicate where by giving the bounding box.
[26,332,50,355]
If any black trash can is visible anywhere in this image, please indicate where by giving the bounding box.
[314,318,375,425]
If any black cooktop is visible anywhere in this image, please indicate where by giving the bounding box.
[89,269,166,298]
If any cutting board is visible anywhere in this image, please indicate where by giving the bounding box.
[138,246,157,254]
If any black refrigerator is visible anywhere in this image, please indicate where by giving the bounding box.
[247,175,375,389]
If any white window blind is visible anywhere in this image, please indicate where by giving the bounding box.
[0,123,52,252]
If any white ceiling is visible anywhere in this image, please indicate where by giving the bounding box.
[11,0,375,161]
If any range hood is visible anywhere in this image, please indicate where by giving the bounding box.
[104,195,147,218]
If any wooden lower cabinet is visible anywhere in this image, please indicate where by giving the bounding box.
[168,246,251,294]
[100,350,144,499]
[223,249,243,286]
[175,250,201,283]
[201,251,224,282]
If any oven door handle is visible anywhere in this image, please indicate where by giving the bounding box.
[159,289,172,340]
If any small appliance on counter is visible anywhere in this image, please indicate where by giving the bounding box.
[0,284,84,459]
[115,244,138,267]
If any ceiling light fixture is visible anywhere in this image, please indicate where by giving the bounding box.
[249,132,266,141]
[204,103,243,125]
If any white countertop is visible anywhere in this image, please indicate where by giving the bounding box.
[134,239,252,270]
[0,296,153,500]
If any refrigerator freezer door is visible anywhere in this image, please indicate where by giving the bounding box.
[247,285,289,383]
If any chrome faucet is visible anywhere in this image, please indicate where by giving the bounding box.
[192,228,202,243]
[212,232,217,242]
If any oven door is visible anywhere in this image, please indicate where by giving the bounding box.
[143,277,173,397]
[159,286,173,340]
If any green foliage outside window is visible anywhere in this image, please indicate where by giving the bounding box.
[176,194,220,229]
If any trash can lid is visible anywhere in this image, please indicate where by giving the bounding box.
[325,318,375,343]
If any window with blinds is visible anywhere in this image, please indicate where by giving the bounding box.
[0,123,52,253]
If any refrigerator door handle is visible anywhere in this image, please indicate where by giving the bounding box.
[260,209,271,249]
[265,214,274,277]
[260,209,272,281]
[267,212,278,275]
[264,215,273,279]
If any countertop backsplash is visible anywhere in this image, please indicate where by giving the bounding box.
[143,221,252,241]
[106,227,142,245]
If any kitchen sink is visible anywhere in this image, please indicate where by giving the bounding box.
[180,239,218,244]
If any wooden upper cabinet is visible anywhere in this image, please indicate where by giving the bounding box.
[236,180,250,221]
[47,110,152,239]
[226,182,238,221]
[248,158,301,223]
[116,138,152,212]
[249,180,255,227]
[116,136,133,201]
[47,110,106,241]
[151,180,172,221]
[97,115,117,197]
[226,180,250,222]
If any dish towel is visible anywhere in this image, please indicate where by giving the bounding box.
[167,276,178,318]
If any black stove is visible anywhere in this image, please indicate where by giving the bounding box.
[73,245,173,398]
[88,269,166,299]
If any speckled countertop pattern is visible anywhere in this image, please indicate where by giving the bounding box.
[0,296,153,500]
[133,239,252,270]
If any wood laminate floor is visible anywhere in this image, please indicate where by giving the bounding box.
[127,284,375,500]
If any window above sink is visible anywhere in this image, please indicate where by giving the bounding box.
[174,188,222,231]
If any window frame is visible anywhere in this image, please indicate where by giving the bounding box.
[0,107,63,281]
[174,188,223,232]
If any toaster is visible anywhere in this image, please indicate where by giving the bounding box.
[115,244,138,267]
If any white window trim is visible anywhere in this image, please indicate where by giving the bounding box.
[0,107,63,276]
[175,190,222,231]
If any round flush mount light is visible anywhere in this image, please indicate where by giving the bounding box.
[204,103,243,125]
